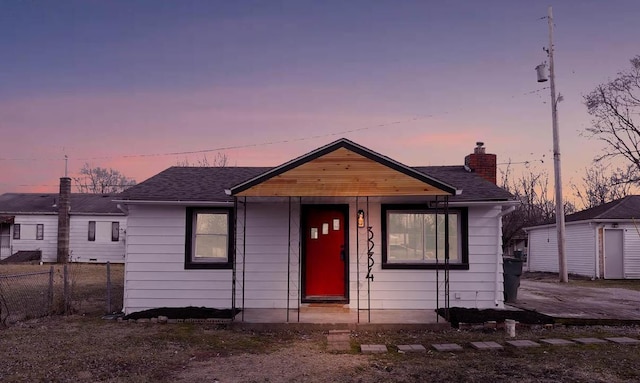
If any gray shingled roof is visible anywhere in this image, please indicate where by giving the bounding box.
[0,193,124,215]
[565,195,640,222]
[117,165,513,203]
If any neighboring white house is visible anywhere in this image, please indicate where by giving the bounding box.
[526,195,640,279]
[0,193,126,263]
[116,139,517,319]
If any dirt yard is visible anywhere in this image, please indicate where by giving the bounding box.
[2,316,640,382]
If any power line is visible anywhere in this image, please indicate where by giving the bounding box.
[0,81,549,163]
[0,114,436,162]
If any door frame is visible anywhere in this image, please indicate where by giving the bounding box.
[300,204,350,303]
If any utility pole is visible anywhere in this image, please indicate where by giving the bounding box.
[547,6,568,283]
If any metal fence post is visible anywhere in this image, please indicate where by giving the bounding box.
[106,262,112,314]
[48,266,54,313]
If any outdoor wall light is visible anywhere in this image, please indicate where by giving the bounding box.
[357,210,365,228]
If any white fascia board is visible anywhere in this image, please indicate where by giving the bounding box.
[112,199,234,207]
[440,200,520,207]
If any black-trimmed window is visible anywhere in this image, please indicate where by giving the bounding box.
[111,222,120,242]
[382,205,469,270]
[88,221,96,241]
[36,224,44,240]
[185,207,233,269]
[13,224,20,240]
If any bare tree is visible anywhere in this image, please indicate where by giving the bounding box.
[176,152,228,167]
[584,55,640,183]
[500,162,574,253]
[571,163,637,209]
[73,163,136,194]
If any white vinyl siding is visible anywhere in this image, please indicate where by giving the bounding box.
[124,205,233,314]
[623,225,640,278]
[11,215,58,262]
[349,204,501,310]
[69,216,127,263]
[236,201,298,309]
[123,199,506,314]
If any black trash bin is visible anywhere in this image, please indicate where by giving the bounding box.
[503,257,524,303]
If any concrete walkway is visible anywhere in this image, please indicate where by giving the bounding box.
[509,278,640,321]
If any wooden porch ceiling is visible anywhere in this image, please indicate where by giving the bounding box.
[234,147,454,197]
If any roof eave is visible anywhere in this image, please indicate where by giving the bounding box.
[113,199,234,207]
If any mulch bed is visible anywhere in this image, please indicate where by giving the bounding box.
[437,307,554,327]
[123,306,239,320]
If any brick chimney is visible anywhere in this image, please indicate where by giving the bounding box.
[464,142,497,184]
[57,177,71,263]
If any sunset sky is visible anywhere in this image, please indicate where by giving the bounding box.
[1,1,638,203]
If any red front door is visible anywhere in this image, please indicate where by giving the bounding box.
[303,206,347,300]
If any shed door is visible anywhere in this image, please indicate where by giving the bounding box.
[302,205,348,301]
[604,229,624,279]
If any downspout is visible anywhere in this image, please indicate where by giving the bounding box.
[495,205,516,307]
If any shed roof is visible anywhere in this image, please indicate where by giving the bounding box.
[0,193,124,215]
[565,195,640,222]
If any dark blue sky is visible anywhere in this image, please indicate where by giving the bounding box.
[1,1,638,198]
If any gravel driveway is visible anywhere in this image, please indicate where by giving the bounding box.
[511,277,640,320]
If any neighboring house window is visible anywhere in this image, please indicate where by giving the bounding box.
[111,222,120,242]
[36,224,44,240]
[88,221,96,241]
[185,208,233,269]
[13,224,21,240]
[381,205,469,270]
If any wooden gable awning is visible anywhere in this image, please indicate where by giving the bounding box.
[230,139,458,197]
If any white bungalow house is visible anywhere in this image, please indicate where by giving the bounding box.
[0,191,127,263]
[526,195,640,279]
[116,139,517,321]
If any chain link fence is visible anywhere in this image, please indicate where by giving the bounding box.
[0,263,124,326]
[0,269,53,325]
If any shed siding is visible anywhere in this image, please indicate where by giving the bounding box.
[11,215,58,262]
[124,200,505,314]
[69,216,127,263]
[528,223,596,278]
[623,224,640,279]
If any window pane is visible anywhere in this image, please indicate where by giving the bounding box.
[36,224,44,240]
[111,222,120,241]
[88,221,96,241]
[192,212,228,262]
[13,224,21,240]
[196,213,227,235]
[387,211,460,263]
[194,234,228,260]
